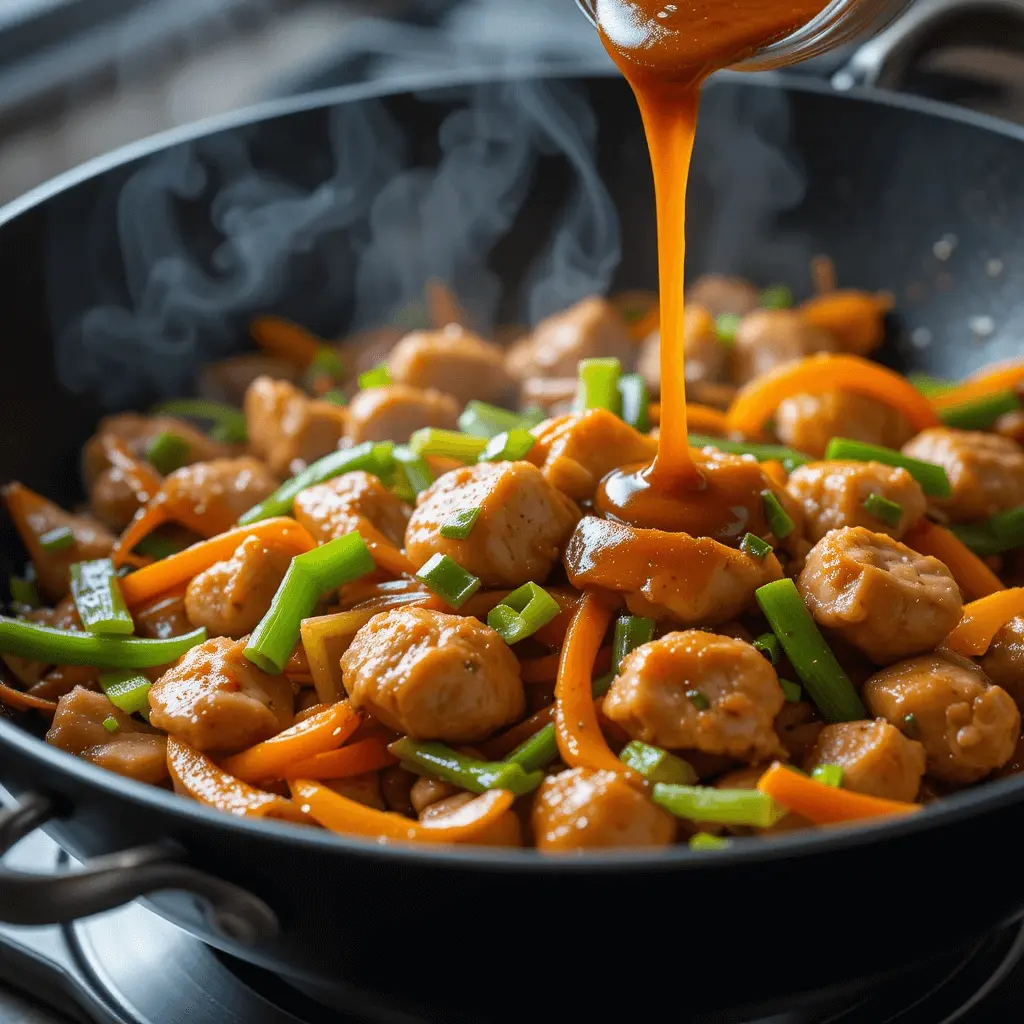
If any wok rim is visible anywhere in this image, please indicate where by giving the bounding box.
[3,60,1024,873]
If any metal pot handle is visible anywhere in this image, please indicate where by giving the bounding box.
[0,792,278,944]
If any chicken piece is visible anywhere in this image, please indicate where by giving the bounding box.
[805,720,926,802]
[527,410,657,501]
[505,297,635,381]
[244,377,346,477]
[979,617,1024,711]
[564,517,782,626]
[732,309,838,384]
[604,631,786,761]
[388,326,515,406]
[798,526,962,665]
[88,469,150,532]
[134,593,193,640]
[518,376,578,417]
[637,306,728,394]
[2,483,115,600]
[410,776,461,815]
[197,354,302,405]
[148,636,294,752]
[293,471,411,548]
[420,792,523,847]
[46,687,168,785]
[773,701,824,764]
[786,461,927,543]
[800,290,892,357]
[901,428,1024,521]
[344,384,459,445]
[775,391,916,460]
[326,773,387,811]
[381,765,417,815]
[405,461,580,588]
[686,274,760,317]
[532,767,676,852]
[184,535,293,638]
[340,606,525,742]
[864,653,1020,784]
[993,731,1024,780]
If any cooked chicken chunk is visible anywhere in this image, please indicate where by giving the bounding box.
[798,527,962,664]
[532,767,676,852]
[732,309,837,384]
[293,471,411,548]
[979,616,1024,711]
[786,461,927,542]
[344,384,459,445]
[410,776,461,815]
[158,458,278,535]
[340,606,525,742]
[135,592,193,640]
[420,792,523,847]
[405,461,580,588]
[564,517,783,626]
[637,306,727,394]
[527,410,657,501]
[775,391,916,459]
[774,701,824,764]
[148,636,294,752]
[901,428,1024,521]
[46,687,168,785]
[198,354,302,405]
[864,653,1020,784]
[604,631,786,761]
[686,274,760,317]
[805,720,926,802]
[518,376,578,417]
[244,376,345,477]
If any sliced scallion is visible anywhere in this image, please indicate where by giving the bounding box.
[8,575,40,609]
[612,614,655,672]
[389,738,543,795]
[753,632,781,665]
[938,389,1021,430]
[393,445,434,499]
[70,559,134,636]
[652,783,788,827]
[152,399,247,444]
[409,428,488,463]
[358,363,392,389]
[779,678,803,703]
[715,312,742,346]
[741,533,772,559]
[618,373,651,432]
[760,284,793,310]
[576,357,622,415]
[951,506,1024,556]
[863,493,903,527]
[619,741,698,785]
[486,582,561,645]
[477,429,535,463]
[824,438,952,498]
[322,389,347,406]
[458,401,527,439]
[503,722,559,773]
[145,432,191,475]
[40,527,75,553]
[690,832,731,850]
[99,670,152,715]
[414,554,481,610]
[101,715,120,734]
[687,689,710,711]
[762,491,795,539]
[811,763,844,788]
[439,507,481,541]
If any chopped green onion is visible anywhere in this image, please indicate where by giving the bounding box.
[487,582,561,645]
[439,507,481,540]
[8,576,40,610]
[740,533,772,559]
[824,438,952,498]
[70,559,134,636]
[245,534,375,674]
[145,431,191,475]
[689,435,812,474]
[133,533,189,561]
[322,390,347,407]
[619,741,698,785]
[458,401,527,439]
[618,373,651,432]
[951,506,1024,557]
[762,491,795,539]
[903,712,919,736]
[863,493,903,527]
[358,363,392,389]
[99,670,152,715]
[409,428,488,463]
[393,445,434,499]
[101,715,120,734]
[690,832,731,850]
[0,618,205,668]
[503,723,560,773]
[305,347,345,385]
[519,407,546,430]
[760,284,793,310]
[576,357,622,415]
[939,389,1021,430]
[753,632,781,665]
[779,678,803,703]
[477,428,536,463]
[612,614,656,672]
[715,313,742,345]
[909,372,957,398]
[389,738,543,796]
[755,578,866,722]
[39,527,75,553]
[687,689,710,711]
[415,554,481,610]
[591,671,616,698]
[152,399,247,444]
[812,763,844,788]
[652,784,788,827]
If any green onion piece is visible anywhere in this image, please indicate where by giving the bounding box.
[306,347,345,384]
[8,576,40,610]
[612,614,656,672]
[409,428,488,463]
[951,506,1024,557]
[358,363,392,389]
[752,632,781,665]
[0,618,206,668]
[70,559,134,636]
[152,399,247,444]
[690,832,731,850]
[715,313,742,346]
[439,507,481,540]
[415,554,481,610]
[389,738,543,796]
[618,373,651,432]
[689,435,812,474]
[652,784,788,827]
[393,445,434,499]
[503,723,559,773]
[939,389,1021,430]
[741,533,772,559]
[477,428,536,463]
[322,390,347,407]
[245,534,375,674]
[619,741,698,785]
[133,533,189,561]
[755,578,866,722]
[519,407,546,430]
[823,438,952,498]
[576,357,622,415]
[486,582,561,645]
[779,678,803,703]
[99,670,152,715]
[863,493,903,527]
[760,284,794,310]
[591,671,615,698]
[811,763,844,788]
[903,712,919,736]
[101,715,120,734]
[39,527,75,553]
[687,689,710,711]
[145,431,190,475]
[458,400,527,439]
[761,491,795,539]
[909,372,957,398]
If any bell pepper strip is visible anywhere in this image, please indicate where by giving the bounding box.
[389,738,544,795]
[930,361,1024,411]
[220,702,362,782]
[102,436,163,506]
[799,291,893,356]
[683,404,729,436]
[70,559,134,635]
[903,519,1004,601]
[0,678,58,716]
[251,315,325,365]
[478,705,556,760]
[756,762,921,825]
[357,521,415,577]
[287,737,397,780]
[118,519,316,607]
[299,609,378,703]
[167,738,308,823]
[520,645,611,684]
[726,354,941,439]
[943,588,1024,657]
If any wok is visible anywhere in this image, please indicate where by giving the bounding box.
[2,27,1024,1022]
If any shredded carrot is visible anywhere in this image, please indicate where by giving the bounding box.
[521,645,611,685]
[426,278,473,330]
[478,705,556,759]
[300,609,381,704]
[221,702,362,783]
[119,518,316,607]
[251,315,325,365]
[685,403,729,436]
[287,737,397,779]
[943,588,1024,657]
[0,679,57,716]
[726,354,941,439]
[810,254,836,295]
[103,436,163,505]
[757,762,921,825]
[931,361,1024,411]
[904,519,1004,601]
[111,503,171,568]
[800,291,893,357]
[760,460,789,488]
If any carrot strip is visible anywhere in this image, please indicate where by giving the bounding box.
[288,778,514,843]
[685,404,729,436]
[300,610,380,704]
[287,737,397,779]
[357,521,415,577]
[760,460,789,488]
[931,362,1024,411]
[521,645,611,685]
[119,518,316,607]
[103,437,163,505]
[221,702,362,782]
[111,503,171,568]
[426,278,473,330]
[251,315,324,365]
[799,291,893,356]
[0,679,58,715]
[726,354,941,439]
[757,762,921,825]
[943,588,1024,657]
[904,519,1004,601]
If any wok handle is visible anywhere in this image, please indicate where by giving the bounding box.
[0,792,278,944]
